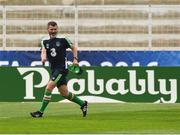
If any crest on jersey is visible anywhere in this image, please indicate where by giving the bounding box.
[56,42,61,47]
[46,43,49,49]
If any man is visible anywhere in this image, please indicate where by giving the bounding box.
[30,21,88,118]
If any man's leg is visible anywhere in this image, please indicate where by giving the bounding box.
[30,81,55,118]
[59,85,88,117]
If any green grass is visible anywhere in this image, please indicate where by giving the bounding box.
[0,102,180,134]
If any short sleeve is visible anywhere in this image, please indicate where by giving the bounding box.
[65,37,73,48]
[41,39,45,48]
[40,36,49,49]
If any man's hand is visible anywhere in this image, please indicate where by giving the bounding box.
[41,58,46,65]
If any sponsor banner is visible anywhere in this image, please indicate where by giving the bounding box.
[0,67,179,103]
[0,51,180,66]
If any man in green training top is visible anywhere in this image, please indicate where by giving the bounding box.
[30,21,88,118]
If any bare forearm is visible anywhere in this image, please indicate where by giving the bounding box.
[72,45,78,58]
[71,45,78,65]
[41,48,47,64]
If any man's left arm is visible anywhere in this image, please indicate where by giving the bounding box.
[71,44,79,65]
[64,37,79,65]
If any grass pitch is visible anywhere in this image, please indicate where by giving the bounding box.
[0,102,180,134]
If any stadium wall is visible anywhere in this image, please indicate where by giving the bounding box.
[0,50,180,66]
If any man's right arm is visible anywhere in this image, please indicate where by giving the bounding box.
[41,39,47,65]
[41,48,46,65]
